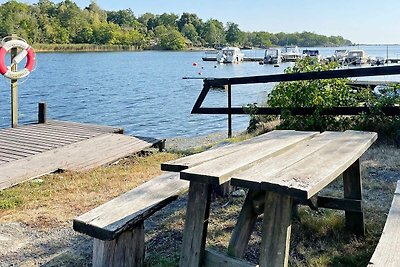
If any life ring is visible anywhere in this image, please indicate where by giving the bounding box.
[0,39,35,80]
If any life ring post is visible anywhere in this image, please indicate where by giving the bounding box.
[11,34,18,128]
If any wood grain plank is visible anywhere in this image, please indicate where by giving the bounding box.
[0,151,22,160]
[343,159,365,236]
[0,142,46,153]
[0,132,72,145]
[0,134,156,190]
[67,138,152,171]
[259,192,293,267]
[93,223,144,267]
[14,128,96,140]
[228,189,264,258]
[0,147,36,157]
[231,132,343,190]
[0,126,95,139]
[23,122,104,135]
[179,182,212,267]
[234,131,377,199]
[0,128,87,143]
[162,130,300,172]
[204,248,258,267]
[368,181,400,267]
[73,172,188,240]
[48,120,122,133]
[0,136,58,149]
[180,131,318,185]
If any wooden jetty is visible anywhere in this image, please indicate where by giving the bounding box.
[0,120,160,190]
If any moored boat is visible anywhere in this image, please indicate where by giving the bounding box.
[264,48,282,64]
[216,47,245,64]
[281,46,302,62]
[302,49,321,62]
[347,50,368,65]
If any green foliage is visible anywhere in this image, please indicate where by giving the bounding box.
[158,27,187,50]
[0,0,352,49]
[243,103,259,133]
[264,58,400,144]
[225,22,244,46]
[0,190,23,209]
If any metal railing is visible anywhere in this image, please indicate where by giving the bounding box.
[191,65,400,137]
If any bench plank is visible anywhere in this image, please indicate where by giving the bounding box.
[161,130,312,172]
[204,248,258,267]
[179,131,318,185]
[368,181,400,267]
[73,172,188,241]
[231,131,342,190]
[232,130,377,199]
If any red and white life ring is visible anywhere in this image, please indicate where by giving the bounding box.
[0,39,35,80]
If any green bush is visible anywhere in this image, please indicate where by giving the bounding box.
[261,57,400,145]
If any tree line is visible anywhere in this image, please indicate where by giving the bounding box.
[0,0,352,50]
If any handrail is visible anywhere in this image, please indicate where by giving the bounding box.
[191,65,400,137]
[204,65,400,86]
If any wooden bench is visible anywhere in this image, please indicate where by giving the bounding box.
[368,180,400,267]
[73,172,189,267]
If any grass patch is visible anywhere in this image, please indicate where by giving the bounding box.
[0,152,179,227]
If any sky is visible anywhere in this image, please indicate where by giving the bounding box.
[8,0,400,44]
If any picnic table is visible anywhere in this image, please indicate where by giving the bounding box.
[162,130,377,267]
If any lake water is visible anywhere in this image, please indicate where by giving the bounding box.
[1,45,400,138]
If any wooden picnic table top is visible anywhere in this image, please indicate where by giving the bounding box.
[162,130,377,200]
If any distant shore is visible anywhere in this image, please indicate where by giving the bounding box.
[32,43,215,53]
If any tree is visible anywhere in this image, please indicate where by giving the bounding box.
[201,19,225,47]
[157,13,178,28]
[107,8,137,28]
[181,23,199,44]
[225,22,244,45]
[177,12,203,32]
[159,28,187,50]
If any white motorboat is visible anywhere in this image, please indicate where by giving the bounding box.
[302,49,322,62]
[281,46,302,62]
[327,49,348,64]
[347,50,368,65]
[264,48,282,64]
[216,47,245,63]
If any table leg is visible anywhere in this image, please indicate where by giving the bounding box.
[179,181,212,267]
[343,159,365,236]
[259,192,293,267]
[228,189,264,258]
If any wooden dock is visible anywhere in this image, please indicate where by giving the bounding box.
[0,120,160,190]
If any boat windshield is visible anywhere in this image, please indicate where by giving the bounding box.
[284,46,299,53]
[349,51,363,57]
[303,50,319,56]
[266,49,278,56]
[335,50,347,56]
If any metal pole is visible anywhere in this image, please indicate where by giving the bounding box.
[11,34,18,128]
[227,83,232,138]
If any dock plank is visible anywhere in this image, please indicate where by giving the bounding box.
[0,133,156,190]
[0,120,158,190]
